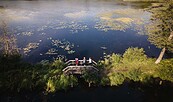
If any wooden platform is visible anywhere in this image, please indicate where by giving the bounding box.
[63,60,98,75]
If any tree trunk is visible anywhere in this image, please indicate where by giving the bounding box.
[88,82,91,87]
[168,31,173,40]
[155,47,166,64]
[71,83,73,87]
[155,31,173,64]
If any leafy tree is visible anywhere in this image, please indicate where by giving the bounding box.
[100,77,110,86]
[0,21,19,56]
[156,58,173,82]
[46,78,56,93]
[122,47,147,63]
[68,75,78,87]
[51,59,65,70]
[108,72,125,86]
[82,70,99,87]
[147,0,173,64]
[123,69,142,81]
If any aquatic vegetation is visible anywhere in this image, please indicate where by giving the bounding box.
[67,50,75,54]
[55,55,67,61]
[45,48,58,55]
[101,46,107,50]
[37,25,48,32]
[95,8,147,34]
[21,31,33,36]
[32,19,89,34]
[115,18,134,24]
[64,11,87,19]
[23,43,39,54]
[49,21,88,34]
[49,39,75,55]
[14,25,36,36]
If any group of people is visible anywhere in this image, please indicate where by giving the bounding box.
[75,57,92,66]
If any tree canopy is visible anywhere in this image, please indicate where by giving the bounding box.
[147,0,173,63]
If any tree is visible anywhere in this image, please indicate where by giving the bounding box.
[157,58,173,82]
[147,1,173,64]
[82,70,99,87]
[108,72,125,86]
[0,21,19,56]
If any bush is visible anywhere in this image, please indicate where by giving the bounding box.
[99,47,164,86]
[157,59,173,82]
[108,72,125,86]
[122,47,147,63]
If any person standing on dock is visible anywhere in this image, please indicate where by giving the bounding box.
[75,58,78,66]
[83,57,86,65]
[88,57,92,65]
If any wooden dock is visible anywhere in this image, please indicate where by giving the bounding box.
[63,60,98,75]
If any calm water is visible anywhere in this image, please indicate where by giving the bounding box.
[0,0,162,63]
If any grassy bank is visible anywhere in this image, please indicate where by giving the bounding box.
[0,47,173,93]
[99,47,173,86]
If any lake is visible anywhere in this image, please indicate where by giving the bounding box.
[1,0,173,102]
[0,0,163,63]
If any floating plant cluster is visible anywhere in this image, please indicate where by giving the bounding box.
[48,21,88,34]
[45,48,58,55]
[94,8,147,34]
[21,31,34,36]
[15,20,89,37]
[45,39,75,55]
[23,43,39,55]
[15,25,36,36]
[95,18,130,32]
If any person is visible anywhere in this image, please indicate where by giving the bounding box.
[88,57,92,65]
[83,57,86,65]
[75,58,78,66]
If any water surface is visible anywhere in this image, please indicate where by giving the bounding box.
[0,0,161,62]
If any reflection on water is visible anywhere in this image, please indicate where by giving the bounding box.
[0,0,160,62]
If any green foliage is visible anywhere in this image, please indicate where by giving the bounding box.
[108,72,125,86]
[82,70,99,86]
[110,54,122,68]
[0,47,173,93]
[147,1,173,52]
[59,74,71,90]
[123,68,142,81]
[0,57,78,93]
[122,47,147,63]
[51,59,65,70]
[100,77,110,86]
[99,47,163,86]
[46,74,78,93]
[46,78,56,93]
[157,59,173,82]
[1,69,34,92]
